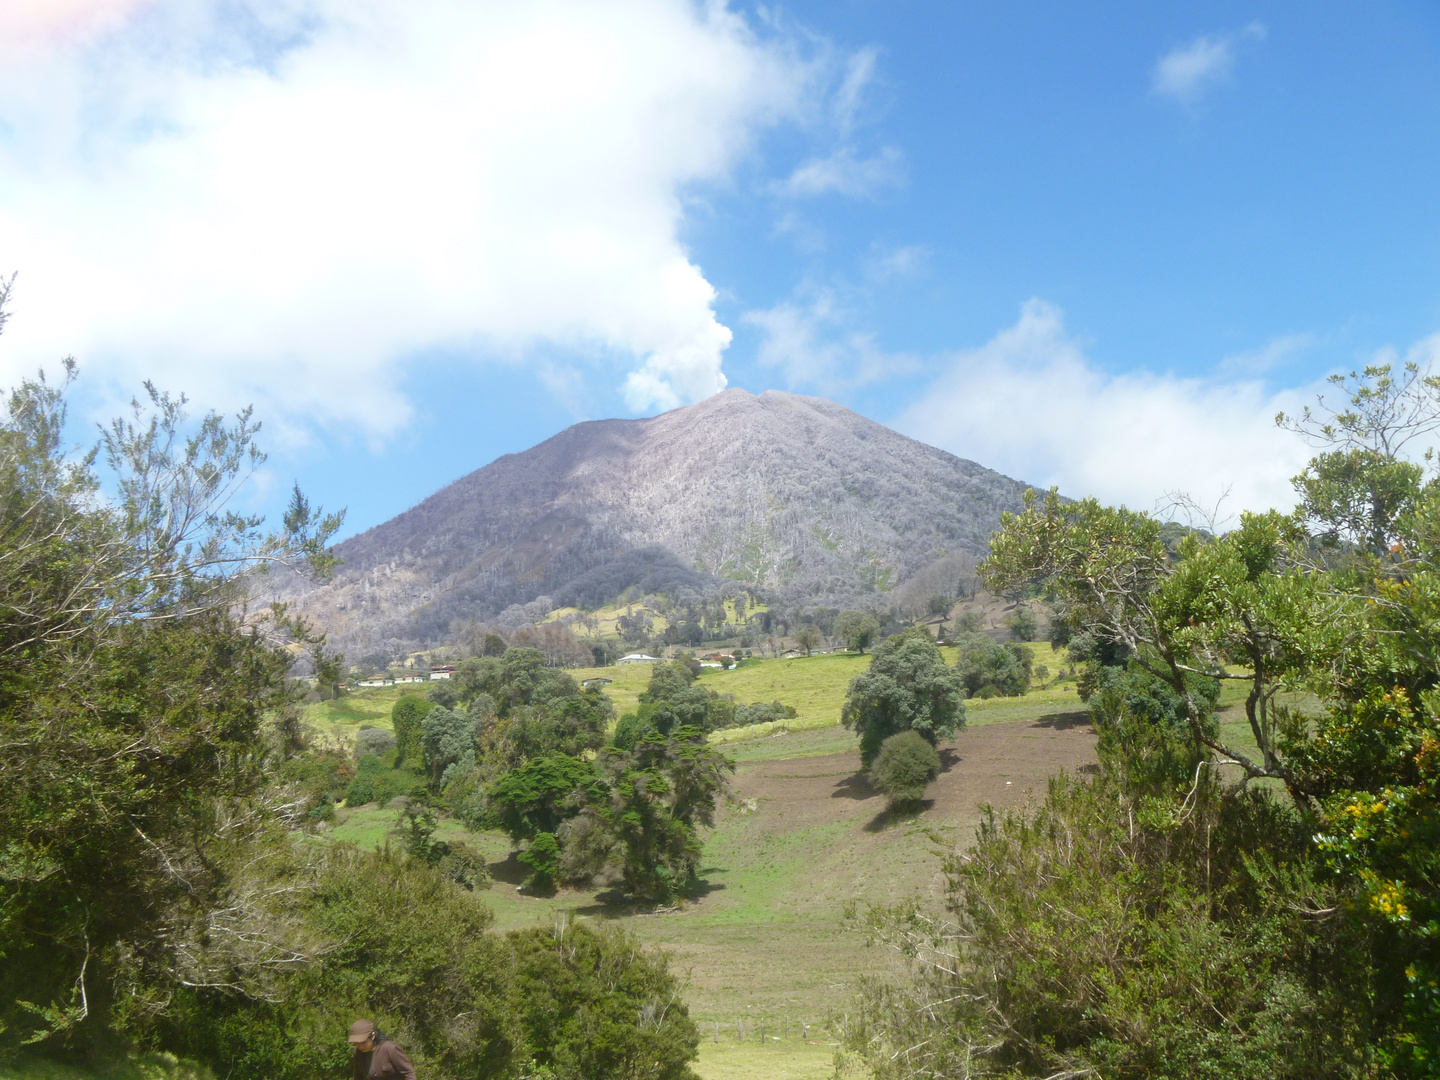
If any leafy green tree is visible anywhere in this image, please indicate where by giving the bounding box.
[1291,448,1427,555]
[974,364,1440,1071]
[422,705,477,784]
[510,687,613,760]
[794,624,821,655]
[842,628,967,766]
[391,694,431,764]
[0,348,342,1051]
[952,632,1032,698]
[562,728,734,901]
[868,730,941,808]
[835,609,881,652]
[1003,606,1038,641]
[489,755,600,844]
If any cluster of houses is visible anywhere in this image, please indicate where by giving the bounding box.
[346,648,767,690]
[615,650,739,668]
[350,664,456,689]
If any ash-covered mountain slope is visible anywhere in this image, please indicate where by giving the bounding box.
[277,389,1038,651]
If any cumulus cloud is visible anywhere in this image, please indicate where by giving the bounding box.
[0,0,820,434]
[898,299,1318,516]
[1152,22,1265,105]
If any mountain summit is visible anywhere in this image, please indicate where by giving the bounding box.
[279,389,1037,651]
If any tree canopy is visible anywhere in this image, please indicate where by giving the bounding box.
[842,628,967,766]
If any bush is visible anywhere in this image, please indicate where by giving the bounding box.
[355,726,396,760]
[868,730,941,807]
[844,770,1376,1080]
[391,695,432,763]
[731,700,797,728]
[166,846,700,1080]
[346,754,424,806]
[1003,607,1038,641]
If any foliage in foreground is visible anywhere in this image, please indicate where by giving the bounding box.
[846,762,1376,1080]
[163,848,699,1080]
[846,363,1440,1077]
[0,339,700,1080]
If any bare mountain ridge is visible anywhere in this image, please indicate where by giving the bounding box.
[279,389,1038,652]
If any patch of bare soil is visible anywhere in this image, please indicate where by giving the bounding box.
[731,711,1097,836]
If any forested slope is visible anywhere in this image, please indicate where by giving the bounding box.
[273,388,1035,654]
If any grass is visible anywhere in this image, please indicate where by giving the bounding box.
[301,684,420,749]
[693,1035,839,1080]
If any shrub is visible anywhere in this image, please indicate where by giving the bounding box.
[1003,606,1038,641]
[844,771,1375,1080]
[166,846,700,1080]
[346,754,423,806]
[355,726,396,760]
[391,695,431,763]
[868,730,941,807]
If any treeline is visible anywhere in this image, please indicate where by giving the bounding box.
[0,350,703,1079]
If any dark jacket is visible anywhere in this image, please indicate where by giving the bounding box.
[352,1039,417,1080]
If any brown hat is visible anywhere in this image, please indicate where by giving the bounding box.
[348,1020,377,1044]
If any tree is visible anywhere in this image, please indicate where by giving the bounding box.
[489,755,601,889]
[561,728,734,901]
[835,609,881,652]
[0,341,343,1049]
[1003,606,1038,641]
[795,624,821,655]
[970,364,1440,1070]
[842,628,967,766]
[390,694,431,764]
[422,705,477,784]
[868,730,941,808]
[952,632,1031,698]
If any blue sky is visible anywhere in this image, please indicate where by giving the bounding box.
[1,0,1438,539]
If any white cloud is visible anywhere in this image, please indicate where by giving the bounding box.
[0,0,822,434]
[745,287,917,389]
[898,299,1318,516]
[864,242,928,282]
[779,145,904,198]
[1153,22,1265,105]
[1219,332,1314,376]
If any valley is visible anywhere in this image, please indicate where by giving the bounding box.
[308,649,1100,1080]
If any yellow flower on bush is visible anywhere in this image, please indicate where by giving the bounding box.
[1370,879,1410,921]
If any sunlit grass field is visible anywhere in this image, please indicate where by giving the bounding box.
[304,639,1088,753]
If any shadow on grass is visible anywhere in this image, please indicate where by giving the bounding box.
[488,849,528,887]
[863,799,935,833]
[830,772,877,800]
[1031,710,1092,730]
[567,875,729,919]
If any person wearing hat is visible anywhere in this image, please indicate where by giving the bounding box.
[348,1019,417,1080]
